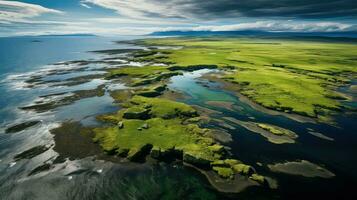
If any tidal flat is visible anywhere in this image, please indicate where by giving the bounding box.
[0,36,356,200]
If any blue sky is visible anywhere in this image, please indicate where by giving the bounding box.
[0,0,356,36]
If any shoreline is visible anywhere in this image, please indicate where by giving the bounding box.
[201,72,317,124]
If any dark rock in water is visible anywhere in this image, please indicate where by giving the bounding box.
[28,163,52,176]
[14,145,50,161]
[19,85,105,113]
[5,121,41,133]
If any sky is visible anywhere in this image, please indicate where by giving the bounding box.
[0,0,357,36]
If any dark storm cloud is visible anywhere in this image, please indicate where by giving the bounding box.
[178,0,357,19]
[84,0,357,20]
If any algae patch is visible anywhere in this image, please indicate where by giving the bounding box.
[268,160,335,178]
[308,131,334,141]
[224,117,298,144]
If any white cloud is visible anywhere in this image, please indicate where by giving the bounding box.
[160,21,357,33]
[82,0,183,19]
[0,0,64,23]
[80,2,92,9]
[4,20,356,37]
[89,17,192,26]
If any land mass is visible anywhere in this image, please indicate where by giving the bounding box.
[131,37,357,123]
[86,36,355,192]
[15,36,355,194]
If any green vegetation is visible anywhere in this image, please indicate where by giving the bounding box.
[268,160,335,178]
[108,65,169,78]
[210,158,254,179]
[249,174,266,184]
[223,117,298,144]
[133,37,357,122]
[94,95,220,164]
[107,65,181,86]
[94,93,263,183]
[89,36,357,191]
[213,166,234,179]
[256,123,295,137]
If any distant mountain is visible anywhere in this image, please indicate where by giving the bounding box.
[149,30,357,38]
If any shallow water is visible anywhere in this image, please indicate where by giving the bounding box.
[0,36,356,200]
[0,36,222,200]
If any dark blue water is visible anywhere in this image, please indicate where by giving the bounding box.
[169,70,357,200]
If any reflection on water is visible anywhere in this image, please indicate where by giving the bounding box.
[0,158,217,200]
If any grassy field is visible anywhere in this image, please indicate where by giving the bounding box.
[133,37,357,122]
[90,36,356,190]
[94,92,264,183]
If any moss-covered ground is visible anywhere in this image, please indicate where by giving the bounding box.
[132,37,357,122]
[94,92,263,183]
[89,36,357,191]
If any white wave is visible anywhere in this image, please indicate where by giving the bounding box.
[128,61,146,67]
[3,63,87,90]
[106,82,128,91]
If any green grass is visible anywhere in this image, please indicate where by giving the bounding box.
[129,96,198,119]
[93,117,219,160]
[108,65,169,78]
[134,37,357,121]
[256,123,296,137]
[212,166,234,179]
[94,94,264,182]
[94,95,222,163]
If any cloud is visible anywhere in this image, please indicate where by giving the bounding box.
[0,0,64,23]
[83,0,357,20]
[80,2,92,9]
[186,21,356,32]
[1,0,356,37]
[82,0,183,19]
[3,19,356,37]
